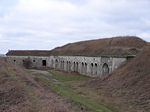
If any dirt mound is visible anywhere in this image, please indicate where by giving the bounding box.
[50,36,146,56]
[88,45,150,112]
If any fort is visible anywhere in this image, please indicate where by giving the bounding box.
[5,51,134,77]
[5,36,145,77]
[1,36,149,112]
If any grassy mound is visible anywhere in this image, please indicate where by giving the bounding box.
[88,45,150,112]
[50,36,146,56]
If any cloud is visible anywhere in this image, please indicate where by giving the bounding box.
[0,0,150,53]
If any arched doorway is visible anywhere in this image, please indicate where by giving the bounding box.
[42,60,47,66]
[66,61,69,71]
[102,63,109,75]
[91,63,94,75]
[76,62,79,72]
[73,62,76,72]
[84,63,87,74]
[62,61,64,70]
[55,59,58,69]
[81,62,84,73]
[68,61,71,72]
[95,63,98,75]
[60,61,64,70]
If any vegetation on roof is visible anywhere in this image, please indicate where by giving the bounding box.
[50,36,146,56]
[6,36,146,56]
[6,50,51,56]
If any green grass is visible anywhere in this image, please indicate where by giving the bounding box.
[49,70,90,82]
[31,70,115,112]
[51,82,113,112]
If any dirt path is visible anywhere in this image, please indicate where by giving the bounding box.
[26,69,81,112]
[0,58,82,112]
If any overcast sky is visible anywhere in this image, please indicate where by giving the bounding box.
[0,0,150,54]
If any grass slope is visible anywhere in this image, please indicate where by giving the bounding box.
[50,36,146,56]
[0,59,79,112]
[88,45,150,112]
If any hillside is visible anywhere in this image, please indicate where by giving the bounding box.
[0,58,28,111]
[50,36,146,56]
[88,45,150,112]
[6,36,146,57]
[0,58,78,112]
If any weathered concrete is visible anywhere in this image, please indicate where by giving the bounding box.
[6,55,127,77]
[7,56,51,68]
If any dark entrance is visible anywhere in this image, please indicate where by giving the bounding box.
[102,63,109,75]
[42,60,47,66]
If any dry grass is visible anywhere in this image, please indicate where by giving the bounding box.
[31,70,116,112]
[6,36,146,57]
[50,36,146,56]
[87,45,150,112]
[6,50,50,56]
[0,59,78,112]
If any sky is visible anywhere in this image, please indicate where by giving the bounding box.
[0,0,150,54]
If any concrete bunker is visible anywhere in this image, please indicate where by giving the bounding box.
[6,54,128,77]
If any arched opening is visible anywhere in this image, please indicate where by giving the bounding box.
[55,59,58,69]
[42,60,47,66]
[84,63,87,74]
[81,62,84,73]
[62,61,64,70]
[91,63,94,75]
[60,61,63,69]
[102,63,109,75]
[76,62,79,72]
[66,61,69,71]
[73,62,76,72]
[95,63,98,75]
[68,61,71,72]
